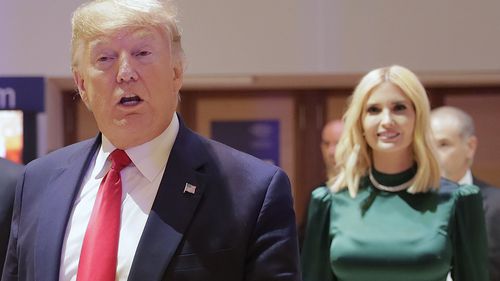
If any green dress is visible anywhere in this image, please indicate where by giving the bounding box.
[301,167,489,281]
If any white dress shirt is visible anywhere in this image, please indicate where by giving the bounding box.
[457,169,473,185]
[59,113,179,281]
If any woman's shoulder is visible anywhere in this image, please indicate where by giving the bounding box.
[311,186,334,203]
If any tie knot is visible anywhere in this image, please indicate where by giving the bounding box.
[109,149,131,171]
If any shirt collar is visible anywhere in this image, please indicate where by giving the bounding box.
[95,113,179,182]
[458,169,473,185]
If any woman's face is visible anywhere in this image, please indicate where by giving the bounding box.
[362,82,416,160]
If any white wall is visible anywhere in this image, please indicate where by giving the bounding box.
[0,0,81,76]
[314,0,500,73]
[1,0,499,77]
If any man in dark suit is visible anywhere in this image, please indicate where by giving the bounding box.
[0,158,23,274]
[1,1,301,280]
[431,106,500,281]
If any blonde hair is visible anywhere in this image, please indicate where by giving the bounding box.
[330,65,441,197]
[71,0,185,70]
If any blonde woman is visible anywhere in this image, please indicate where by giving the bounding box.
[301,65,489,281]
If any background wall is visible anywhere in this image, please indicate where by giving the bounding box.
[1,0,499,76]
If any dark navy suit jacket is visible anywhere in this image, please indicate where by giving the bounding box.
[1,119,301,281]
[0,158,23,275]
[473,177,500,281]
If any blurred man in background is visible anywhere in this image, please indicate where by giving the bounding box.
[320,119,344,184]
[0,157,23,274]
[431,105,500,281]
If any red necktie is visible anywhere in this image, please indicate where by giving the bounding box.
[77,149,131,281]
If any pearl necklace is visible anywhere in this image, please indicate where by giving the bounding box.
[368,169,415,192]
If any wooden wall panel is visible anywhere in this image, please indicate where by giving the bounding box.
[195,96,296,188]
[326,94,349,122]
[76,100,98,141]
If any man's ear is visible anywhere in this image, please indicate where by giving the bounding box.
[172,63,183,93]
[73,69,90,108]
[466,135,478,160]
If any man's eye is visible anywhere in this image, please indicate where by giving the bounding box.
[97,56,112,62]
[136,51,151,57]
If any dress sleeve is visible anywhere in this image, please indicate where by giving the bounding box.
[450,184,490,281]
[301,187,336,281]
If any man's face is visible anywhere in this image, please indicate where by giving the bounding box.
[431,116,475,182]
[73,26,183,149]
[321,122,343,171]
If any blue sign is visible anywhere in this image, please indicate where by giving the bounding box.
[0,77,45,112]
[211,120,280,166]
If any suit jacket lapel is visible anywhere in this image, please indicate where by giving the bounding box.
[128,120,208,281]
[34,136,101,281]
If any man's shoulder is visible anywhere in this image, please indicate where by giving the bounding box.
[0,158,23,176]
[0,158,23,188]
[183,132,286,191]
[27,137,97,170]
[177,118,277,172]
[473,176,500,198]
[202,136,278,172]
[473,176,497,189]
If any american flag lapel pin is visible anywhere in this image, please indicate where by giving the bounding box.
[183,183,197,194]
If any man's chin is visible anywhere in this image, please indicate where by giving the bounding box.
[112,115,146,129]
[113,118,128,127]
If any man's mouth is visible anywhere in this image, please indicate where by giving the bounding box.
[119,95,143,106]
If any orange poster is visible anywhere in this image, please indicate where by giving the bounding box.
[0,110,23,163]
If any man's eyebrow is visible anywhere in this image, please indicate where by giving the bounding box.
[88,30,157,50]
[88,38,112,52]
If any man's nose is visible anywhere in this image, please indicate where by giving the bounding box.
[117,54,138,83]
